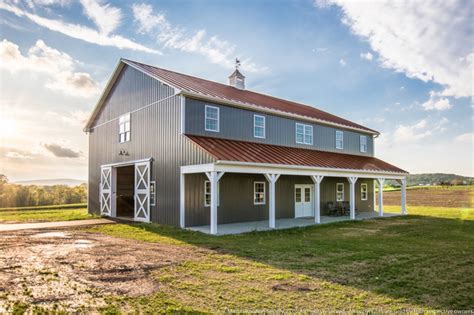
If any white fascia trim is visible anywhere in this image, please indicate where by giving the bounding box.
[179,91,379,136]
[214,161,408,179]
[101,158,153,168]
[84,60,125,132]
[181,163,215,174]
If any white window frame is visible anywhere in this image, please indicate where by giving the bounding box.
[119,113,131,143]
[336,130,344,150]
[150,181,156,206]
[204,180,219,207]
[253,114,266,139]
[253,181,266,205]
[336,183,344,202]
[204,105,220,132]
[295,123,313,145]
[361,183,368,201]
[360,135,367,153]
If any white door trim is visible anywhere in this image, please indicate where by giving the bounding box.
[100,166,112,216]
[134,161,151,222]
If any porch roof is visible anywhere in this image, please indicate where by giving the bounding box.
[186,135,408,175]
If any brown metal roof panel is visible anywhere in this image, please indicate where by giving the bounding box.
[123,59,378,134]
[186,135,407,174]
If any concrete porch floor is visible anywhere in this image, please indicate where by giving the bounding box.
[187,211,401,235]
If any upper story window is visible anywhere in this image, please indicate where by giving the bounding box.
[295,123,313,145]
[205,105,219,132]
[336,130,344,149]
[119,113,130,143]
[253,115,266,138]
[360,135,368,152]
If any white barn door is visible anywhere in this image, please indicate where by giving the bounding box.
[134,161,150,222]
[100,166,112,216]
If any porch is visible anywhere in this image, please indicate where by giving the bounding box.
[188,211,400,235]
[180,162,408,235]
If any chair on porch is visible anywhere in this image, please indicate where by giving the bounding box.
[341,201,350,216]
[327,202,339,216]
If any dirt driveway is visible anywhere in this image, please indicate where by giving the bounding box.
[0,228,200,313]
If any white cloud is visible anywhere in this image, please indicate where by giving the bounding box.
[422,91,453,111]
[80,0,122,36]
[0,1,159,54]
[454,133,474,144]
[360,52,373,61]
[339,58,346,67]
[393,117,448,143]
[318,0,473,98]
[0,39,100,98]
[400,86,405,91]
[131,3,265,73]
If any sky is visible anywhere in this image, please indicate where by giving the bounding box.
[0,0,473,182]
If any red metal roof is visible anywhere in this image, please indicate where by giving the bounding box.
[187,135,407,174]
[123,59,378,134]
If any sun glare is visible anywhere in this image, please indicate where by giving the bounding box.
[0,117,19,137]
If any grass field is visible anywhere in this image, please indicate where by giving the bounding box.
[0,208,94,223]
[83,204,474,312]
[1,187,473,313]
[0,203,87,211]
[382,185,473,208]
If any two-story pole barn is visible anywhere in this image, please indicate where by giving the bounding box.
[84,59,408,235]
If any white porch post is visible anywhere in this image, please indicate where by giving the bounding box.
[401,177,407,215]
[179,172,185,228]
[264,173,280,229]
[205,171,225,235]
[310,175,324,223]
[348,177,358,220]
[377,178,385,217]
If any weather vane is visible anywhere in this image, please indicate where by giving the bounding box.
[235,58,241,70]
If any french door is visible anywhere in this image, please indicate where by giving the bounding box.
[295,185,314,217]
[134,161,150,222]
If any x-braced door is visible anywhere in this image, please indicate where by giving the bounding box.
[134,161,150,222]
[100,166,112,216]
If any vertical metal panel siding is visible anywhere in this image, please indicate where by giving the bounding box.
[88,65,215,226]
[185,174,374,226]
[185,98,374,156]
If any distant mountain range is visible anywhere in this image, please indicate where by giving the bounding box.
[13,178,86,187]
[388,173,473,186]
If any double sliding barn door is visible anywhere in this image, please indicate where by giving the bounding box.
[100,161,151,222]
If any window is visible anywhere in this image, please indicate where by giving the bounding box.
[119,113,130,143]
[336,130,343,149]
[254,182,266,205]
[295,123,313,145]
[205,105,219,132]
[361,183,368,201]
[336,183,344,202]
[150,181,156,206]
[360,135,367,153]
[204,180,220,207]
[253,115,266,138]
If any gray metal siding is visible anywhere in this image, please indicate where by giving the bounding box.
[185,98,374,156]
[88,65,214,226]
[185,174,375,226]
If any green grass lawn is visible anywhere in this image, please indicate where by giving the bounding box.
[87,206,474,312]
[0,208,95,223]
[0,203,87,211]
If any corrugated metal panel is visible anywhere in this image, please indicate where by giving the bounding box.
[185,98,374,156]
[88,65,215,226]
[186,135,408,174]
[185,174,375,226]
[123,59,378,134]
